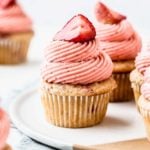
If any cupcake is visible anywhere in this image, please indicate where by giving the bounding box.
[138,68,150,141]
[130,43,150,106]
[0,0,33,64]
[130,69,143,108]
[41,14,116,128]
[0,108,10,150]
[94,2,142,102]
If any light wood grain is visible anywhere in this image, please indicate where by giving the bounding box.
[73,138,150,150]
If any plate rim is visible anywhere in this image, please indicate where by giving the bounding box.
[9,88,73,150]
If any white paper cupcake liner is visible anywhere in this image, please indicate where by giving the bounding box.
[41,90,110,128]
[110,73,133,102]
[0,32,33,64]
[138,95,150,141]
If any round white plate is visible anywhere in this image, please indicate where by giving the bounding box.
[9,88,146,150]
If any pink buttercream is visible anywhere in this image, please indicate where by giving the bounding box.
[141,82,150,101]
[41,40,113,85]
[44,40,100,63]
[0,3,32,33]
[143,67,150,83]
[96,20,142,60]
[0,108,10,149]
[135,43,150,74]
[141,67,150,100]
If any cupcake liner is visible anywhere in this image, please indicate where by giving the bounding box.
[144,118,150,141]
[41,89,110,128]
[110,72,133,102]
[0,32,33,64]
[138,95,150,141]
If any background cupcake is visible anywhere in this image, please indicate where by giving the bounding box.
[95,2,142,102]
[130,69,143,108]
[0,0,33,64]
[41,14,116,128]
[130,43,150,106]
[138,68,150,141]
[0,108,10,150]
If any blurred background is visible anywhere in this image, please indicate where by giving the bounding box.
[19,0,150,34]
[17,0,150,59]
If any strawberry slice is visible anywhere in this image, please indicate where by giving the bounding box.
[0,0,15,8]
[53,14,96,42]
[95,2,126,24]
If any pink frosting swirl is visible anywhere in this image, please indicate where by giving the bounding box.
[41,40,113,85]
[44,40,100,63]
[141,82,150,101]
[135,43,150,74]
[0,108,10,149]
[96,20,142,60]
[144,67,150,83]
[141,67,150,100]
[0,3,32,33]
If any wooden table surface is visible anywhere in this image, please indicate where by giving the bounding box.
[74,138,150,150]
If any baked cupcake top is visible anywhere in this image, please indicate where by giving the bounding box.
[95,2,142,61]
[135,43,150,74]
[0,108,10,149]
[41,14,113,85]
[0,0,32,34]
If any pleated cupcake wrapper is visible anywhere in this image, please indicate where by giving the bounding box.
[139,111,150,141]
[0,36,31,64]
[41,90,110,128]
[138,97,150,141]
[131,82,141,110]
[110,72,133,102]
[143,118,150,141]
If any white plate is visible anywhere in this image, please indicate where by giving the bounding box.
[9,88,146,150]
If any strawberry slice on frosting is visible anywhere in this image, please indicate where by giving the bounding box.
[95,2,126,24]
[0,0,15,8]
[54,14,96,42]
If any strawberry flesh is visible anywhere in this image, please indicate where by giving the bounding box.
[0,0,15,8]
[95,2,126,24]
[53,14,96,42]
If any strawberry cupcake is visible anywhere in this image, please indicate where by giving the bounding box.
[130,43,150,106]
[95,2,142,102]
[130,69,143,109]
[0,108,10,150]
[41,14,116,128]
[0,0,33,64]
[138,67,150,141]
